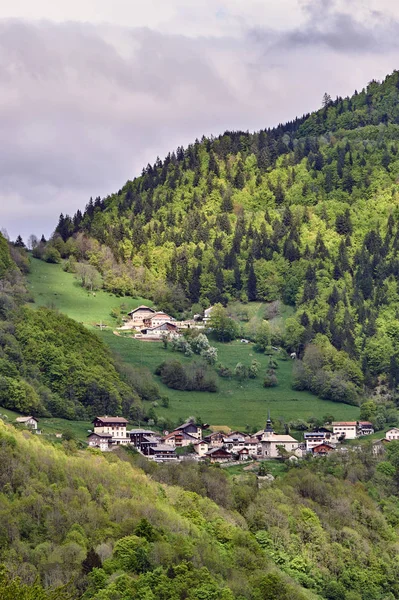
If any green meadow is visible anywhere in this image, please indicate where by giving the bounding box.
[103,332,360,431]
[25,258,360,431]
[27,257,151,327]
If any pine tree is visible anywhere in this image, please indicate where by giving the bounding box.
[247,262,257,301]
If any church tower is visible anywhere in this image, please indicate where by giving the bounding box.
[262,410,274,440]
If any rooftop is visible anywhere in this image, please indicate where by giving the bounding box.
[128,305,155,315]
[94,416,128,424]
[151,444,176,452]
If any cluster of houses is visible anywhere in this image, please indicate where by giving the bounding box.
[15,413,399,463]
[119,305,214,340]
[85,415,383,462]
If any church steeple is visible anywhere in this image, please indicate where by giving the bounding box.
[264,410,273,433]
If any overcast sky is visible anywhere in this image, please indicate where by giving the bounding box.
[1,0,399,241]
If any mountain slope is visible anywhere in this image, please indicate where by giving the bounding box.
[0,233,148,420]
[46,70,399,404]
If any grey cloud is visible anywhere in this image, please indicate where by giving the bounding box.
[283,0,399,53]
[0,15,399,241]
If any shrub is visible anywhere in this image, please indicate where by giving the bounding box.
[263,374,278,387]
[216,364,233,378]
[43,246,61,263]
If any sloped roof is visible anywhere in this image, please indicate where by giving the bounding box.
[150,444,176,452]
[165,430,197,441]
[262,433,298,443]
[128,305,155,315]
[205,447,231,456]
[87,432,112,439]
[174,421,199,431]
[93,416,128,424]
[16,416,37,423]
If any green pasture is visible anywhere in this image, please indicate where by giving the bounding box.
[25,258,360,431]
[102,332,360,431]
[27,257,151,327]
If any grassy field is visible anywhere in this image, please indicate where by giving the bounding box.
[103,332,360,431]
[27,257,151,327]
[24,258,360,431]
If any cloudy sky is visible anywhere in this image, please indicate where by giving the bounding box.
[1,0,399,241]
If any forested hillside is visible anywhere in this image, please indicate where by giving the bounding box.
[2,419,399,599]
[0,233,148,420]
[39,70,399,406]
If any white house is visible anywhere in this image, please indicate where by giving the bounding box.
[332,421,374,440]
[138,322,179,339]
[304,428,338,452]
[332,422,358,440]
[92,416,130,446]
[259,415,300,458]
[386,427,399,441]
[144,312,174,328]
[193,440,209,457]
[16,416,38,430]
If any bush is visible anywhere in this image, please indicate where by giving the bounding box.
[43,246,61,263]
[263,374,278,387]
[216,364,233,378]
[156,359,218,392]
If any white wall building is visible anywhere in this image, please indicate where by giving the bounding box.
[386,427,399,441]
[259,415,300,458]
[332,422,358,440]
[15,416,38,430]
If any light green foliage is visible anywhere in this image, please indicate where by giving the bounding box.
[0,234,12,277]
[209,304,239,342]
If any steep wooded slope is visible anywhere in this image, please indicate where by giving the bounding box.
[0,234,145,419]
[51,70,399,397]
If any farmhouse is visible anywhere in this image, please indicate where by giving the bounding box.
[203,431,225,448]
[174,421,203,440]
[164,430,198,447]
[358,421,374,436]
[126,305,155,328]
[312,443,335,456]
[138,322,179,339]
[332,422,358,440]
[205,447,232,463]
[147,444,177,461]
[304,428,338,451]
[87,432,112,451]
[193,440,209,457]
[143,312,174,328]
[16,416,38,430]
[259,415,300,459]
